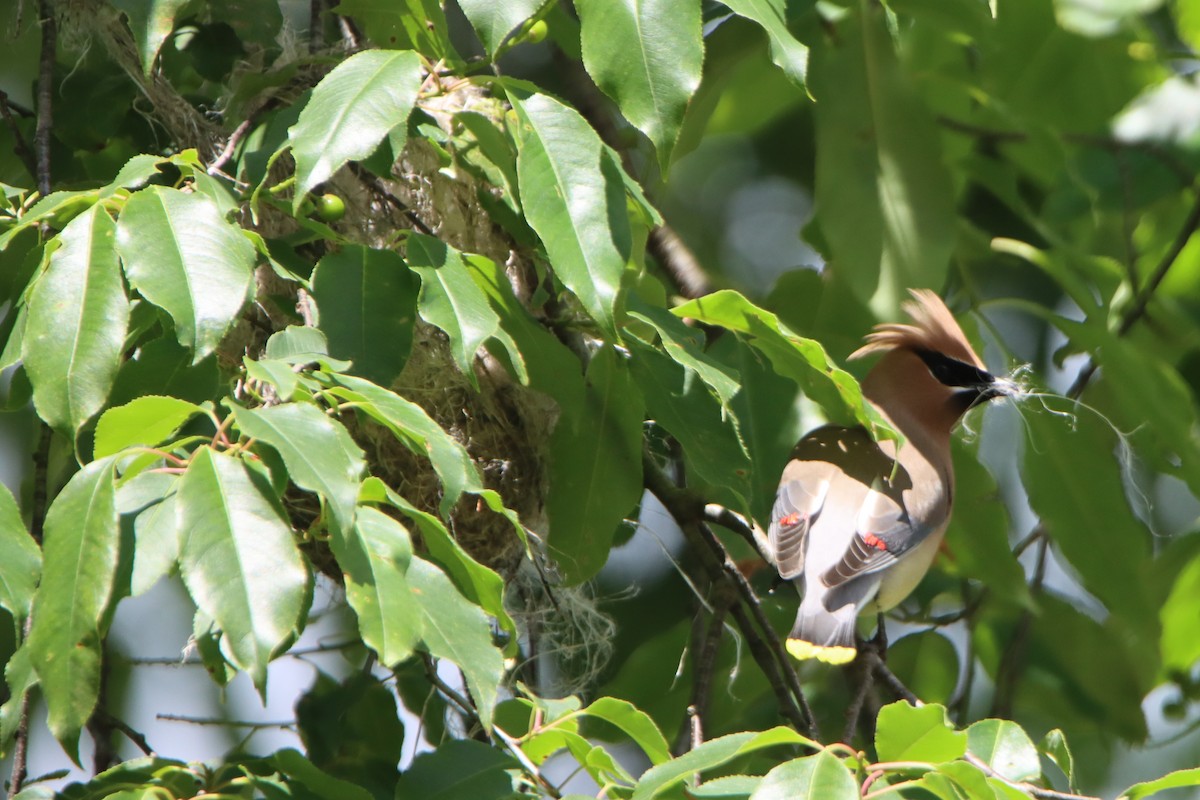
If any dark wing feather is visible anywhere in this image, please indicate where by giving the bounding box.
[768,461,832,580]
[821,486,929,587]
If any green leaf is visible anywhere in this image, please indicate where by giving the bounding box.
[0,482,39,629]
[177,447,309,693]
[546,346,644,583]
[110,337,221,407]
[1020,400,1156,634]
[631,728,817,800]
[575,0,702,168]
[808,5,957,315]
[407,554,505,729]
[116,186,255,362]
[330,374,482,515]
[886,632,959,707]
[375,484,517,652]
[722,0,809,86]
[629,339,751,506]
[273,748,374,800]
[311,245,416,386]
[874,702,966,763]
[1120,768,1200,800]
[509,90,632,340]
[111,0,191,73]
[629,297,741,407]
[93,396,204,459]
[26,457,120,761]
[463,252,582,407]
[583,696,671,766]
[295,672,403,799]
[458,0,543,55]
[232,403,365,536]
[406,234,502,388]
[749,751,858,800]
[287,50,422,209]
[1039,729,1074,791]
[1026,595,1148,742]
[394,739,518,799]
[266,326,332,361]
[1162,552,1200,673]
[24,204,129,435]
[118,471,181,597]
[331,506,422,665]
[673,290,896,444]
[331,0,457,61]
[693,775,761,798]
[966,719,1040,783]
[943,440,1028,607]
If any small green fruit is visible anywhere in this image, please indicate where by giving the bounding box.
[315,193,345,222]
[524,19,548,44]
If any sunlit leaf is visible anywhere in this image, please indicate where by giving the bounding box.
[749,751,858,800]
[808,5,956,315]
[93,395,204,459]
[177,447,308,693]
[0,483,39,630]
[24,205,129,435]
[509,90,632,340]
[332,506,422,665]
[26,457,119,761]
[631,728,817,800]
[311,245,416,386]
[329,374,482,515]
[288,50,422,209]
[458,0,544,55]
[232,403,365,536]
[546,346,644,583]
[576,0,702,168]
[875,702,966,763]
[407,234,501,388]
[408,554,504,729]
[116,187,255,363]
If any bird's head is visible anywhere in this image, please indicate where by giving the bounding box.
[849,290,1018,433]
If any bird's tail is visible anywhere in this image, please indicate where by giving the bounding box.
[786,605,857,665]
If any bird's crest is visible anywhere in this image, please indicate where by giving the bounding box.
[849,289,984,368]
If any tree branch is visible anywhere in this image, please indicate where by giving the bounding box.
[643,452,816,736]
[0,91,37,180]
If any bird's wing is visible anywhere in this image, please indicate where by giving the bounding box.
[768,458,834,580]
[820,485,936,588]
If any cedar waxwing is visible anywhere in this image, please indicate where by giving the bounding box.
[769,290,1015,664]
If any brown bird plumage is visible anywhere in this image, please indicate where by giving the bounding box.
[769,290,1014,664]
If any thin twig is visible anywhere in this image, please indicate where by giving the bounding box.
[685,588,730,752]
[963,754,1100,800]
[420,652,487,740]
[157,713,295,728]
[843,656,875,745]
[0,91,37,179]
[347,163,435,234]
[96,710,155,757]
[207,118,255,176]
[703,503,774,566]
[495,726,562,799]
[643,452,816,736]
[87,653,118,774]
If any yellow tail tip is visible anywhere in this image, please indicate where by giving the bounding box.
[786,638,857,665]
